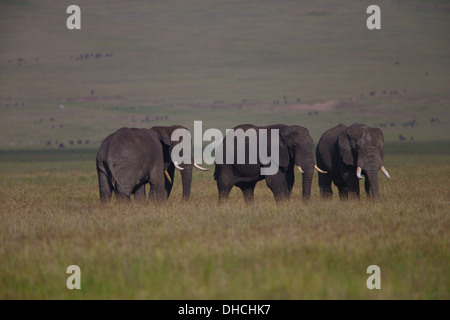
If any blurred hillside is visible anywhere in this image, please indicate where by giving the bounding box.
[0,0,449,150]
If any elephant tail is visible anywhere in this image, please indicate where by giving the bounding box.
[106,162,125,192]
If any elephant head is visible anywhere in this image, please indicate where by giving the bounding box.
[277,125,323,201]
[337,123,390,198]
[151,125,208,201]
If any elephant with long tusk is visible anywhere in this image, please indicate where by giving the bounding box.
[214,123,326,204]
[357,165,390,180]
[152,125,209,201]
[297,165,327,174]
[96,125,209,204]
[316,123,390,200]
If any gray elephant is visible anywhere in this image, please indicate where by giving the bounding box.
[151,125,208,201]
[214,124,326,203]
[96,125,208,204]
[96,127,168,204]
[315,123,390,200]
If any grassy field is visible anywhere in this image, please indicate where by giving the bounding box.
[0,1,449,299]
[0,149,448,299]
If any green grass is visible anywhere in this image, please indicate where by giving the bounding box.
[0,150,449,299]
[0,0,449,300]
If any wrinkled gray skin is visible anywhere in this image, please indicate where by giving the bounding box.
[214,124,315,203]
[316,123,388,200]
[151,125,194,201]
[96,127,169,204]
[97,125,196,203]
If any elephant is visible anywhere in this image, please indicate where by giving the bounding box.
[150,125,208,201]
[213,124,326,203]
[96,125,208,204]
[96,127,168,204]
[315,123,391,200]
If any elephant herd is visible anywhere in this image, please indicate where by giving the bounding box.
[96,123,390,204]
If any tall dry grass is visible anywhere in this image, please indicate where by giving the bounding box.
[0,154,448,299]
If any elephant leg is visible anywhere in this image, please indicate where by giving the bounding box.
[148,167,167,204]
[97,170,113,204]
[348,183,360,200]
[115,191,131,204]
[337,186,348,200]
[265,172,290,203]
[133,184,147,204]
[149,183,166,203]
[113,183,132,203]
[364,177,374,198]
[343,173,360,200]
[318,173,333,200]
[216,166,234,203]
[217,182,233,203]
[113,179,133,204]
[112,168,138,204]
[236,181,257,204]
[285,167,295,197]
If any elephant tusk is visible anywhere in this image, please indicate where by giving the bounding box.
[164,170,172,184]
[381,166,391,179]
[314,165,327,174]
[173,161,184,170]
[194,162,209,171]
[297,165,304,174]
[356,166,363,179]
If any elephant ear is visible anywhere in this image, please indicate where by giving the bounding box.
[277,127,291,168]
[278,141,290,168]
[369,127,385,159]
[337,133,354,166]
[155,129,173,147]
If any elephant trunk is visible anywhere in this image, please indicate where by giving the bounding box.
[298,154,314,201]
[365,169,380,199]
[293,139,315,201]
[358,150,382,199]
[180,163,193,201]
[301,166,314,201]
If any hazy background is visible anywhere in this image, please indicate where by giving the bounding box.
[1,0,449,153]
[1,0,449,300]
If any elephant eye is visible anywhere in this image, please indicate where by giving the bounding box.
[355,144,360,150]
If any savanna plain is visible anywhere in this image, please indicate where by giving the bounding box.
[0,0,449,299]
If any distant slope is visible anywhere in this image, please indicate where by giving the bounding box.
[0,0,449,149]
